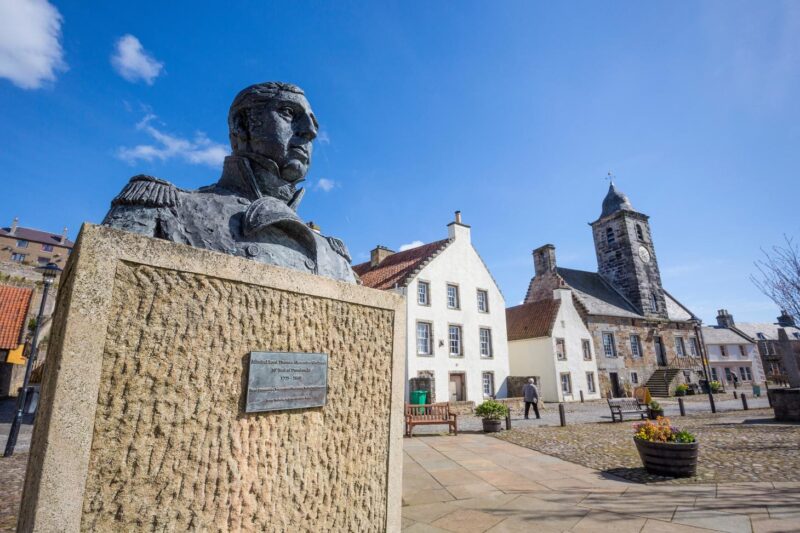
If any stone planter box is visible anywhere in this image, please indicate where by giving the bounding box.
[482,419,503,433]
[634,438,698,478]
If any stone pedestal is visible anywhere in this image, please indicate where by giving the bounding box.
[768,388,800,422]
[19,224,405,532]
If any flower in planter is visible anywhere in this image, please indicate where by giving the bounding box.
[634,417,695,443]
[709,380,722,393]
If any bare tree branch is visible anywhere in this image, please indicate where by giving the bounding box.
[750,235,800,322]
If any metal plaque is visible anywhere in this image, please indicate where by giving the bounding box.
[246,352,328,412]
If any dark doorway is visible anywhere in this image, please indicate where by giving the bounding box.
[609,372,623,398]
[654,336,667,366]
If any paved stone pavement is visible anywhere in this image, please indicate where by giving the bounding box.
[411,395,771,435]
[403,434,800,532]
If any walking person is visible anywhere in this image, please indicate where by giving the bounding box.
[523,378,540,419]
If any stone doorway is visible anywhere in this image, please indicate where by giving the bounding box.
[609,372,623,398]
[654,336,667,366]
[449,373,465,402]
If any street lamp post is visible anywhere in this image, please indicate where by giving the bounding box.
[694,320,716,414]
[4,262,62,457]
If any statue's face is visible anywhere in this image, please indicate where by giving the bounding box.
[245,91,318,183]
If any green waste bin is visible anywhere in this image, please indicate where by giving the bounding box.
[410,390,428,405]
[752,384,761,397]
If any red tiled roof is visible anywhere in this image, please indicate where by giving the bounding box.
[0,285,33,350]
[0,226,74,248]
[506,299,561,341]
[353,239,450,290]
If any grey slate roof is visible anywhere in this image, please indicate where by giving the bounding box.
[600,182,635,219]
[555,267,641,319]
[702,326,753,345]
[734,322,800,341]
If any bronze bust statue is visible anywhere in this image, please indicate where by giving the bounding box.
[103,82,355,283]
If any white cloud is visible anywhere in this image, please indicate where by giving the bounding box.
[117,113,228,167]
[314,178,337,192]
[317,129,331,145]
[111,34,163,85]
[0,0,66,89]
[399,240,424,251]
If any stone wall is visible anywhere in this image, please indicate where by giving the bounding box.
[19,224,405,532]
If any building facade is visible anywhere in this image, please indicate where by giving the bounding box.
[726,311,800,384]
[354,212,510,403]
[0,217,73,268]
[524,184,704,397]
[0,284,33,397]
[506,288,601,402]
[702,310,765,389]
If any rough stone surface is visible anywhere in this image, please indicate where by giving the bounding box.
[18,224,405,532]
[82,263,393,531]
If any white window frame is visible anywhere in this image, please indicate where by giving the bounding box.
[479,327,493,358]
[482,372,494,398]
[416,322,432,356]
[448,324,462,357]
[11,253,26,263]
[675,337,686,357]
[630,371,639,384]
[560,372,572,395]
[581,339,592,361]
[586,372,596,393]
[16,239,28,248]
[602,332,617,358]
[689,337,699,357]
[740,366,752,381]
[555,338,566,360]
[720,345,728,357]
[630,334,642,358]
[711,367,719,381]
[417,281,430,306]
[739,345,747,357]
[476,289,489,313]
[724,367,733,382]
[42,243,54,252]
[446,284,460,309]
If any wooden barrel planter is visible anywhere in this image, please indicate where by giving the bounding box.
[634,438,698,478]
[482,419,503,433]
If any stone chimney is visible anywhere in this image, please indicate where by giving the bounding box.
[370,245,395,267]
[533,244,557,277]
[10,217,18,235]
[61,226,68,243]
[716,309,735,328]
[777,310,796,328]
[447,210,471,241]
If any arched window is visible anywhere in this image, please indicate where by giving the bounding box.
[636,224,644,241]
[606,227,615,245]
[650,292,658,312]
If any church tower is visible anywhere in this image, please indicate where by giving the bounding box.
[590,183,668,318]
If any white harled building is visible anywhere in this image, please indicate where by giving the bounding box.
[354,212,510,403]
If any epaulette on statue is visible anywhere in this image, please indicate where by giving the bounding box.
[111,175,181,208]
[326,236,351,263]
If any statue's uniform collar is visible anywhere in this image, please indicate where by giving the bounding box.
[216,154,302,207]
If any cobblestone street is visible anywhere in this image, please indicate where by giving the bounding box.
[496,408,800,484]
[411,393,771,435]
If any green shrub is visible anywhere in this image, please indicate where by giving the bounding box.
[675,384,689,396]
[709,380,722,393]
[649,400,662,410]
[475,399,509,420]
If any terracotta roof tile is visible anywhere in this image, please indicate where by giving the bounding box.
[353,239,450,290]
[0,285,33,350]
[506,299,561,341]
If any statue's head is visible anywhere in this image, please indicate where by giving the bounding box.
[228,82,318,183]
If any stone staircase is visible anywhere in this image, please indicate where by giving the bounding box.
[644,369,681,397]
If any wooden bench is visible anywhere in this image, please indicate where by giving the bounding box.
[607,398,648,422]
[405,403,457,437]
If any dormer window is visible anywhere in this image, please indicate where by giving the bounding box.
[635,224,644,241]
[606,227,615,245]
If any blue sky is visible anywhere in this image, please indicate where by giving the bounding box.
[1,1,798,323]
